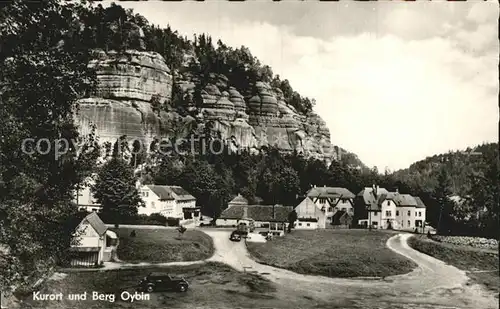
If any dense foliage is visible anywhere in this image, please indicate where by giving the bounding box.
[0,0,99,291]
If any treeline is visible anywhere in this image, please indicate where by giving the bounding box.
[391,143,499,238]
[78,2,316,114]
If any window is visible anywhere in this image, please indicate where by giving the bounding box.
[396,210,399,216]
[151,202,155,209]
[419,212,422,217]
[307,223,310,227]
[298,223,302,226]
[385,210,391,217]
[387,201,390,205]
[407,210,411,216]
[415,211,418,217]
[328,207,334,212]
[407,220,411,226]
[341,208,346,212]
[374,211,378,215]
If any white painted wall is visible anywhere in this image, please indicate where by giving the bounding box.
[138,186,198,222]
[73,222,106,263]
[295,221,318,229]
[295,198,326,228]
[216,218,239,226]
[395,207,426,229]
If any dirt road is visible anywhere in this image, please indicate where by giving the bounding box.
[203,229,498,309]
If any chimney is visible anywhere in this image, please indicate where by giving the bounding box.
[323,185,326,187]
[314,185,316,188]
[395,187,399,194]
[243,206,248,218]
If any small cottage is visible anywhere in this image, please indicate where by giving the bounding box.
[69,212,115,267]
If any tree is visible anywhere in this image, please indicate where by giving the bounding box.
[91,157,144,221]
[0,0,102,291]
[434,168,454,235]
[287,209,298,233]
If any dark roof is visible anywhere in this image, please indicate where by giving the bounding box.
[228,194,248,205]
[414,196,426,208]
[307,187,355,199]
[81,212,107,236]
[219,205,293,222]
[146,185,196,201]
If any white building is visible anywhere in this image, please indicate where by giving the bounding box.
[70,212,115,267]
[138,185,199,225]
[74,178,102,212]
[356,186,426,230]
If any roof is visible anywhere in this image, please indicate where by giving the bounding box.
[228,194,248,205]
[307,187,355,199]
[219,205,293,222]
[146,185,196,201]
[357,187,389,211]
[396,194,418,206]
[81,212,107,236]
[357,187,426,210]
[414,196,426,208]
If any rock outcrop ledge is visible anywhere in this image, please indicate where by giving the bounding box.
[76,50,342,163]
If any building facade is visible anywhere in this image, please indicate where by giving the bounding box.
[139,185,199,225]
[296,186,355,228]
[356,186,426,230]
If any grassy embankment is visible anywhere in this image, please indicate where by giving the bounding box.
[113,228,214,263]
[408,235,499,294]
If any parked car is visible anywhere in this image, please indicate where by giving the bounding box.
[229,231,242,242]
[138,273,189,293]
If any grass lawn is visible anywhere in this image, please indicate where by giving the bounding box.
[408,235,499,294]
[15,263,295,309]
[113,228,214,263]
[247,229,416,278]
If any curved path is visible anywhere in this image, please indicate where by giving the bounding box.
[203,229,498,309]
[59,227,497,308]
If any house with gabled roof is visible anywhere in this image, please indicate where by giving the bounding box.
[304,186,355,227]
[139,185,199,224]
[355,185,426,230]
[70,212,116,267]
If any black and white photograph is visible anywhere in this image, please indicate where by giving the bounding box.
[0,0,498,308]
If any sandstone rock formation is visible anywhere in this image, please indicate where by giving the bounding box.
[76,49,345,163]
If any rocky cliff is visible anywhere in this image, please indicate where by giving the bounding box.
[76,49,343,162]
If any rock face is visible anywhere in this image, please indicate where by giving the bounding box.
[76,50,339,162]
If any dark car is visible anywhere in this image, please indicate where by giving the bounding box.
[138,273,189,293]
[229,231,242,242]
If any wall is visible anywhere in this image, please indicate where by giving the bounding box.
[216,218,239,226]
[380,200,397,229]
[295,221,318,229]
[296,198,326,228]
[74,223,100,247]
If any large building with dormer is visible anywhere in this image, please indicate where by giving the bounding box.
[355,186,426,230]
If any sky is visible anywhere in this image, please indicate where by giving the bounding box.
[102,0,498,171]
